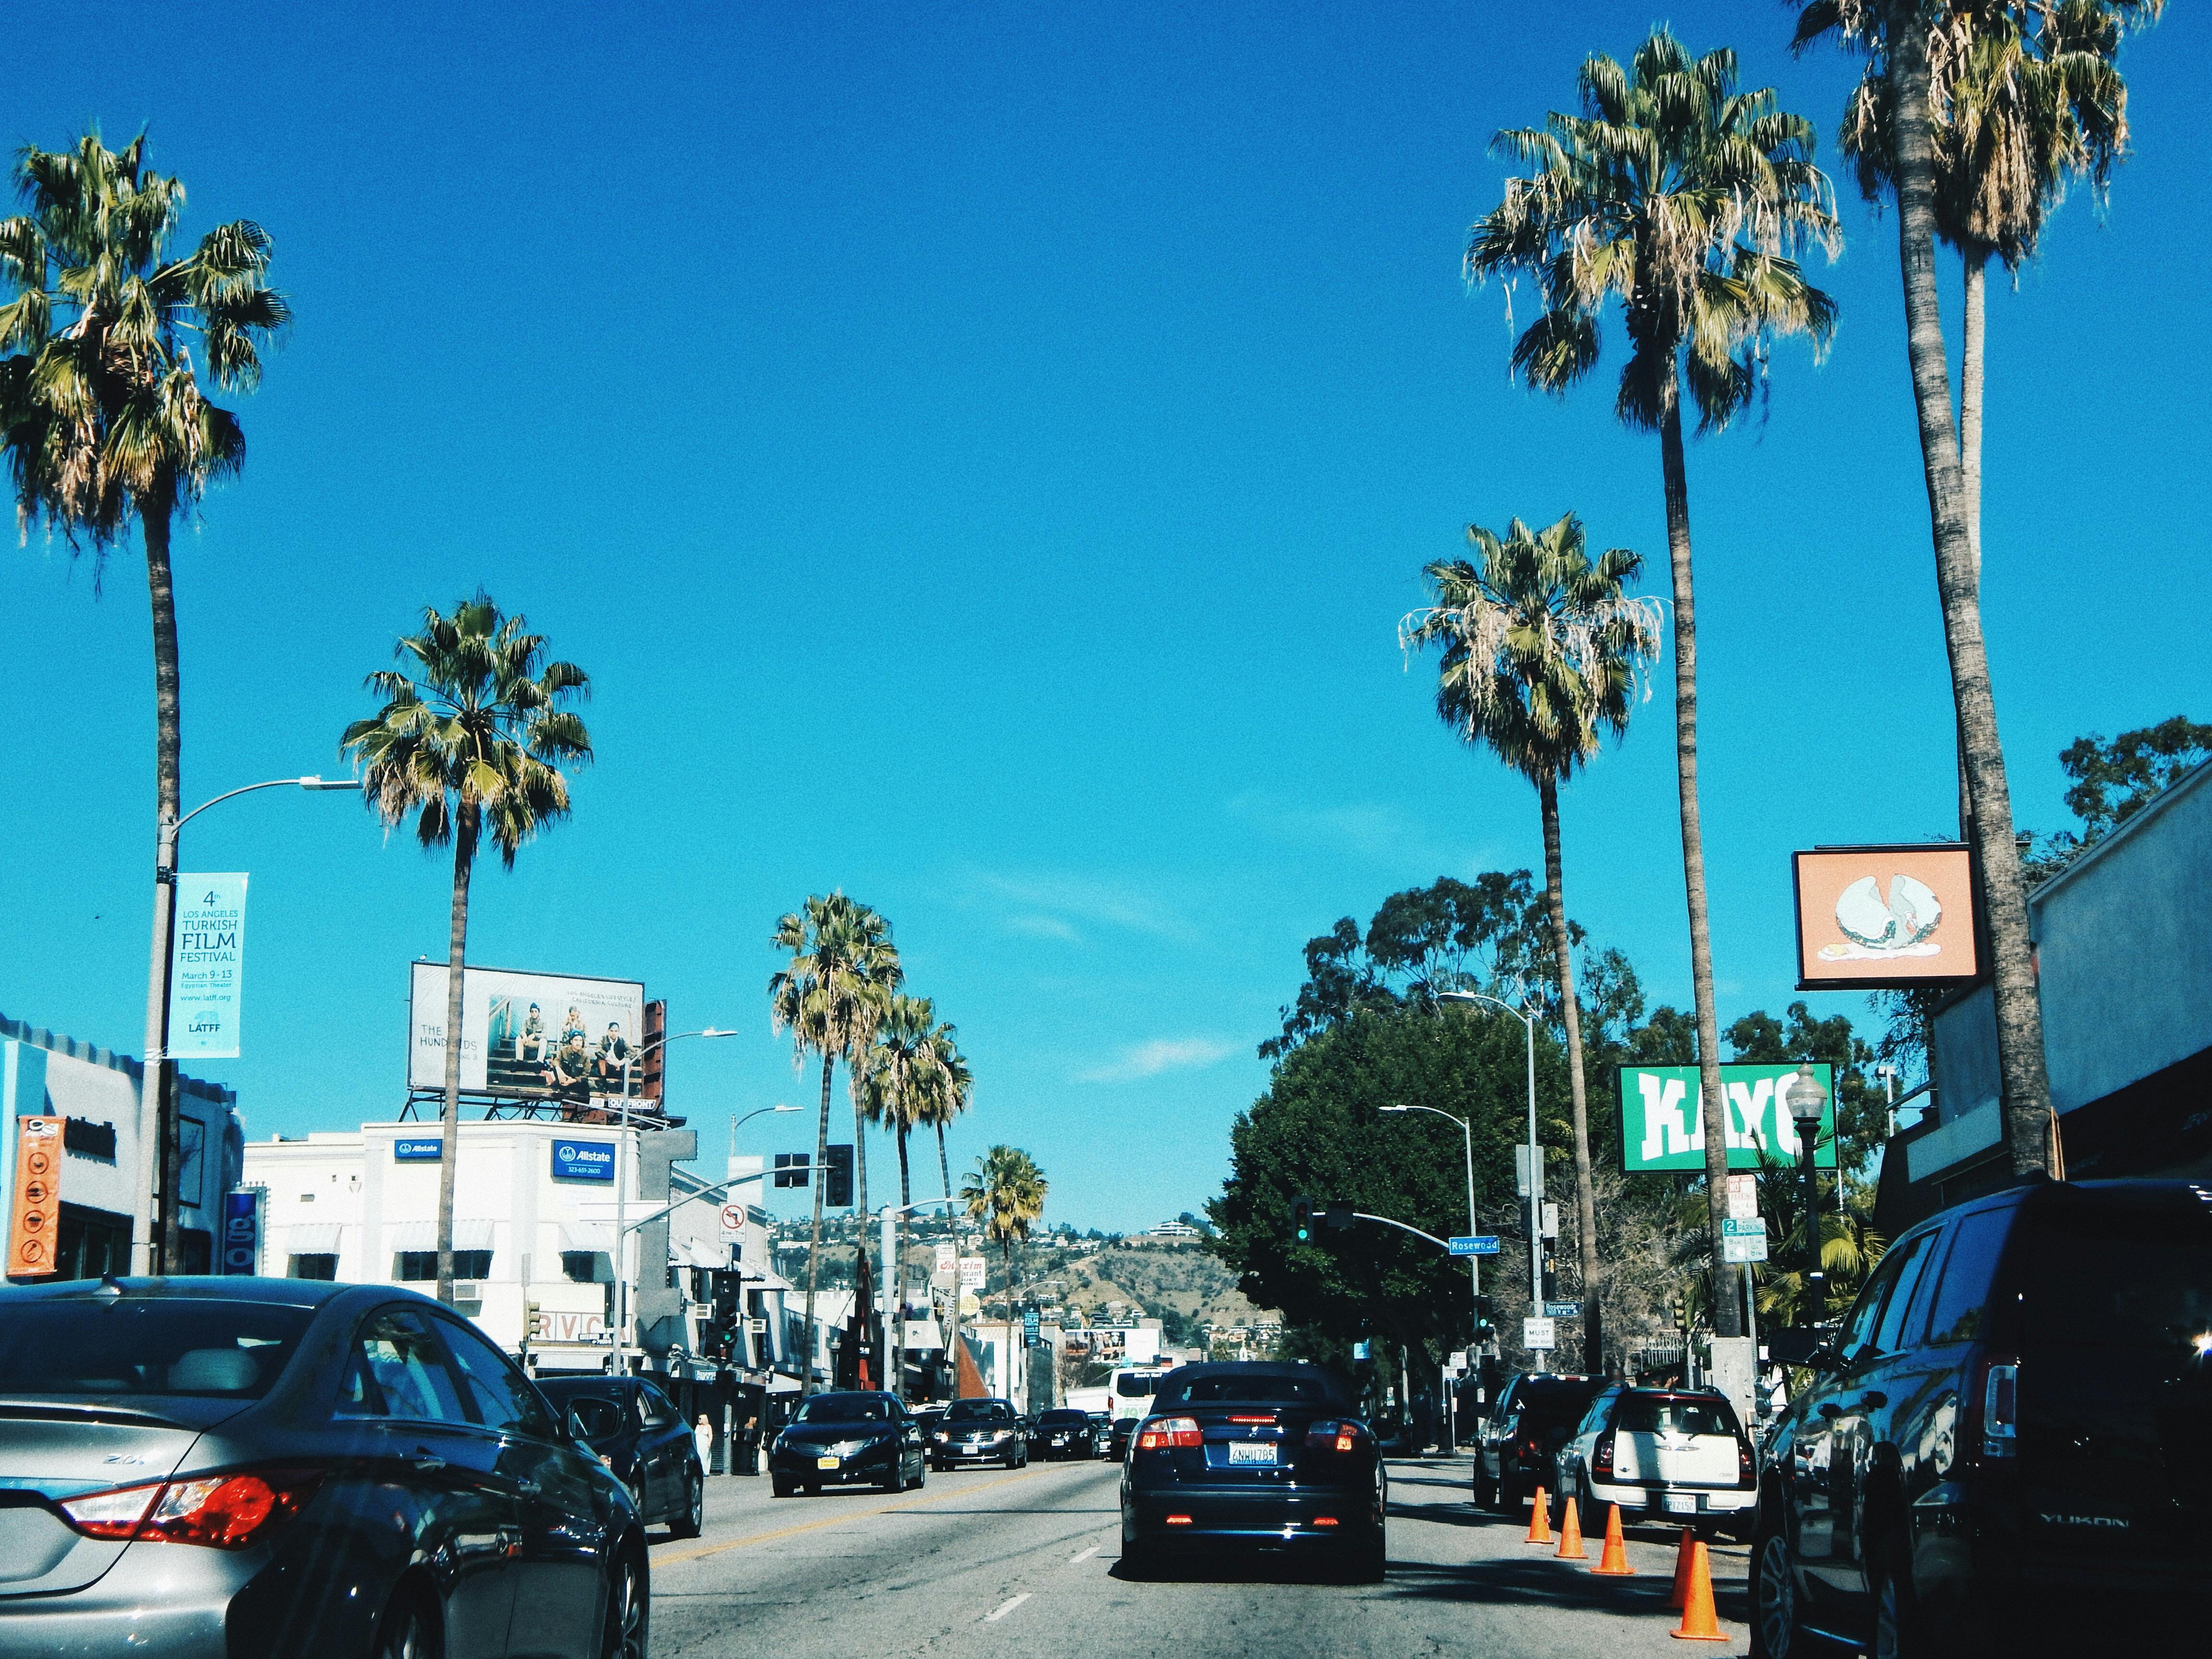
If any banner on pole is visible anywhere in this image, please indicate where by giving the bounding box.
[169,875,248,1059]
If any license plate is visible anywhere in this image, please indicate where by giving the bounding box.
[817,1456,841,1470]
[1662,1491,1699,1514]
[1227,1441,1277,1466]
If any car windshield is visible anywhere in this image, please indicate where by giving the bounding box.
[794,1394,889,1423]
[1040,1410,1087,1424]
[1618,1394,1739,1438]
[0,1297,314,1398]
[946,1400,1012,1423]
[1157,1372,1348,1408]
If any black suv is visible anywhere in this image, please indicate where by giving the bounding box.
[1474,1372,1607,1511]
[1749,1178,2210,1659]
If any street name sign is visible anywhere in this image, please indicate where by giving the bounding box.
[1449,1235,1501,1257]
[1522,1317,1556,1351]
[1543,1300,1583,1319]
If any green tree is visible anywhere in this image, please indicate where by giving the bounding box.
[769,893,901,1395]
[961,1146,1047,1395]
[342,595,590,1306]
[1466,32,1838,1334]
[0,131,289,1269]
[1403,512,1660,1371]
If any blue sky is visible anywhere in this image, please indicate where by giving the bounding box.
[2,2,2205,1231]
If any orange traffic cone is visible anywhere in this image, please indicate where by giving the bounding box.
[1555,1494,1587,1560]
[1667,1525,1695,1608]
[1669,1539,1728,1642]
[1591,1503,1635,1575]
[1524,1486,1552,1545]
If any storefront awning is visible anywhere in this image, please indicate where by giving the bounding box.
[560,1221,614,1254]
[388,1219,494,1252]
[285,1223,343,1254]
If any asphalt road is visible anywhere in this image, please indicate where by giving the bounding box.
[643,1456,1752,1658]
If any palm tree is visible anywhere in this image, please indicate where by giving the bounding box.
[769,894,901,1395]
[341,595,590,1307]
[0,131,288,1270]
[921,1016,973,1392]
[960,1146,1047,1402]
[1465,30,1838,1334]
[1790,0,2155,1177]
[1404,513,1661,1373]
[857,993,942,1398]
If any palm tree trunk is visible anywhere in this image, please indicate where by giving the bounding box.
[852,1085,870,1227]
[1658,397,1740,1337]
[938,1124,958,1397]
[896,1126,913,1401]
[436,804,477,1310]
[801,1052,833,1397]
[1955,249,1988,838]
[1537,775,1602,1374]
[1887,11,2054,1176]
[143,489,184,1274]
[938,1123,953,1203]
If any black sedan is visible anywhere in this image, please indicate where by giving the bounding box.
[767,1391,926,1496]
[927,1397,1029,1469]
[0,1277,646,1659]
[1034,1407,1097,1460]
[537,1375,703,1538]
[1119,1361,1384,1582]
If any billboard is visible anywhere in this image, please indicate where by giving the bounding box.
[1792,845,1982,990]
[1618,1063,1838,1173]
[408,964,646,1098]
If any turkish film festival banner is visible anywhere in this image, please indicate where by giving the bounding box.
[169,874,249,1060]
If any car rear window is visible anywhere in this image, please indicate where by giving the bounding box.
[2014,1194,2212,1352]
[0,1297,313,1398]
[1510,1381,1604,1427]
[564,1395,626,1439]
[1114,1373,1158,1398]
[794,1394,889,1422]
[1617,1394,1740,1438]
[1155,1372,1350,1408]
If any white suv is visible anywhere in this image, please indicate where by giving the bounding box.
[1551,1385,1755,1538]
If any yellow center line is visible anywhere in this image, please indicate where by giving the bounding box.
[651,1465,1077,1566]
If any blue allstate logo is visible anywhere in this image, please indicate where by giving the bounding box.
[558,1144,577,1163]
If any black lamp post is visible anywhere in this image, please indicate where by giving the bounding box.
[1785,1063,1829,1320]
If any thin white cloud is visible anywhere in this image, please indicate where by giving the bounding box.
[1226,791,1503,873]
[1002,913,1082,943]
[1080,1037,1239,1084]
[968,871,1194,943]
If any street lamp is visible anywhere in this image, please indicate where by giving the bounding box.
[136,775,361,1274]
[1380,1103,1481,1310]
[1784,1062,1829,1318]
[1437,991,1543,1322]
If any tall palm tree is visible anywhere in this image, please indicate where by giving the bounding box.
[0,130,288,1271]
[921,1017,973,1392]
[1465,30,1838,1333]
[341,595,590,1308]
[857,993,941,1398]
[960,1146,1047,1402]
[769,894,901,1395]
[1791,0,2155,1177]
[1404,512,1661,1372]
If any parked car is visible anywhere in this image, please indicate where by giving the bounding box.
[1119,1361,1384,1581]
[537,1375,704,1538]
[928,1397,1028,1469]
[1034,1407,1097,1460]
[1551,1385,1755,1539]
[1473,1372,1607,1511]
[1748,1177,2211,1659]
[0,1277,646,1659]
[766,1391,925,1496]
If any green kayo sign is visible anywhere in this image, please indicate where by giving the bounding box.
[1616,1063,1837,1173]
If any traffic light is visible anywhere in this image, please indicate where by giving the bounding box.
[1671,1290,1690,1332]
[825,1143,854,1207]
[772,1152,810,1189]
[1540,1242,1558,1302]
[1290,1196,1314,1242]
[1325,1201,1354,1231]
[637,999,667,1102]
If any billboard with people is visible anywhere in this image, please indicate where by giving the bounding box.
[408,963,646,1100]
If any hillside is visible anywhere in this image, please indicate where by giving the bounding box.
[1034,1238,1273,1343]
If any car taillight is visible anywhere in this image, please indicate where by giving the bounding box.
[1305,1420,1364,1453]
[1738,1437,1755,1487]
[60,1467,323,1550]
[1978,1358,2019,1460]
[1591,1431,1615,1479]
[1138,1416,1202,1450]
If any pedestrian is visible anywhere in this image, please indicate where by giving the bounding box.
[738,1398,762,1475]
[694,1414,714,1475]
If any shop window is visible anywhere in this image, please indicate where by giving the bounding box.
[561,1250,610,1284]
[288,1254,339,1281]
[394,1250,492,1281]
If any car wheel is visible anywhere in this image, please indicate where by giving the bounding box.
[370,1586,433,1659]
[771,1476,795,1498]
[1471,1463,1495,1510]
[1494,1469,1519,1514]
[1870,1540,1923,1659]
[600,1547,648,1659]
[668,1469,703,1539]
[912,1461,926,1490]
[1119,1536,1155,1579]
[803,1482,820,1496]
[1748,1509,1803,1659]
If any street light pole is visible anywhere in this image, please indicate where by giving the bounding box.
[610,1027,740,1372]
[135,775,360,1274]
[1785,1062,1830,1323]
[1438,991,1543,1328]
[1380,1102,1481,1318]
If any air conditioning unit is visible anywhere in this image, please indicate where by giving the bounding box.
[453,1281,482,1301]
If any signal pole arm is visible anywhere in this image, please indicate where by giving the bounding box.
[1352,1212,1456,1253]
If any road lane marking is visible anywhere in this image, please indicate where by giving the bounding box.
[651,1465,1080,1566]
[985,1593,1032,1622]
[1068,1545,1099,1564]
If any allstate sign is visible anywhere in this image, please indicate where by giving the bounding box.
[395,1138,442,1163]
[551,1138,615,1182]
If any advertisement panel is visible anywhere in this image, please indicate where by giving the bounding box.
[220,1189,263,1275]
[1792,844,1981,990]
[550,1138,616,1183]
[170,874,248,1060]
[6,1117,61,1278]
[408,964,646,1098]
[1618,1063,1838,1173]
